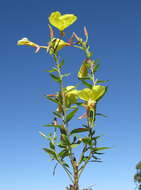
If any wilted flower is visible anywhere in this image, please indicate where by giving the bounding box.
[48,38,71,54]
[78,63,88,78]
[48,11,77,31]
[17,38,41,53]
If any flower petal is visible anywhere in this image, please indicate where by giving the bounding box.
[78,88,93,101]
[78,85,106,102]
[91,85,106,101]
[48,11,77,31]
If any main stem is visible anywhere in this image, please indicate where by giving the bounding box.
[53,54,79,190]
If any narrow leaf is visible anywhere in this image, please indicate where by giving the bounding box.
[70,128,89,135]
[53,111,62,118]
[46,96,58,104]
[93,64,100,73]
[58,59,64,68]
[96,113,108,117]
[43,124,62,128]
[61,134,70,146]
[53,163,58,176]
[58,149,69,159]
[47,68,57,73]
[80,79,92,88]
[82,137,92,145]
[70,143,80,148]
[65,108,78,123]
[62,73,71,78]
[50,73,61,83]
[43,148,57,159]
[93,147,110,151]
[95,80,109,84]
[50,141,55,150]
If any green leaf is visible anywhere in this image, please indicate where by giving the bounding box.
[61,134,70,146]
[82,137,92,145]
[96,113,108,117]
[92,136,101,140]
[62,162,70,168]
[80,79,92,88]
[57,142,66,148]
[53,111,62,118]
[47,68,57,73]
[62,73,71,78]
[93,147,110,151]
[58,59,64,68]
[70,128,89,135]
[50,73,61,83]
[46,96,58,104]
[70,143,80,148]
[58,149,69,159]
[53,163,58,176]
[43,148,58,159]
[95,80,109,84]
[93,64,100,73]
[65,108,78,123]
[50,141,55,150]
[43,124,62,128]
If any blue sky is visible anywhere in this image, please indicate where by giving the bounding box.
[0,0,141,190]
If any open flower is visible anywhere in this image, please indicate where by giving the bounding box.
[48,11,77,31]
[57,86,78,112]
[65,86,78,107]
[78,85,106,110]
[48,38,71,54]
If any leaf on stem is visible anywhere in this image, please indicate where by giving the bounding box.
[49,141,55,150]
[93,64,100,73]
[58,59,64,68]
[70,143,80,148]
[96,113,108,117]
[61,134,70,146]
[50,73,61,83]
[46,96,58,104]
[95,80,109,84]
[82,137,92,145]
[58,149,70,159]
[92,147,110,152]
[65,108,78,123]
[43,148,58,159]
[79,79,92,88]
[53,111,62,118]
[47,68,58,73]
[43,124,62,128]
[53,163,58,176]
[70,128,89,135]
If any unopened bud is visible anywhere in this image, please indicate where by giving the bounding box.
[48,24,54,39]
[73,32,80,42]
[39,131,46,137]
[84,26,88,37]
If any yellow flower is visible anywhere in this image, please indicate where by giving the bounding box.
[57,86,78,113]
[17,38,42,53]
[78,85,106,101]
[48,11,77,31]
[65,86,78,107]
[48,38,71,54]
[17,38,38,47]
[78,85,106,110]
[78,63,88,78]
